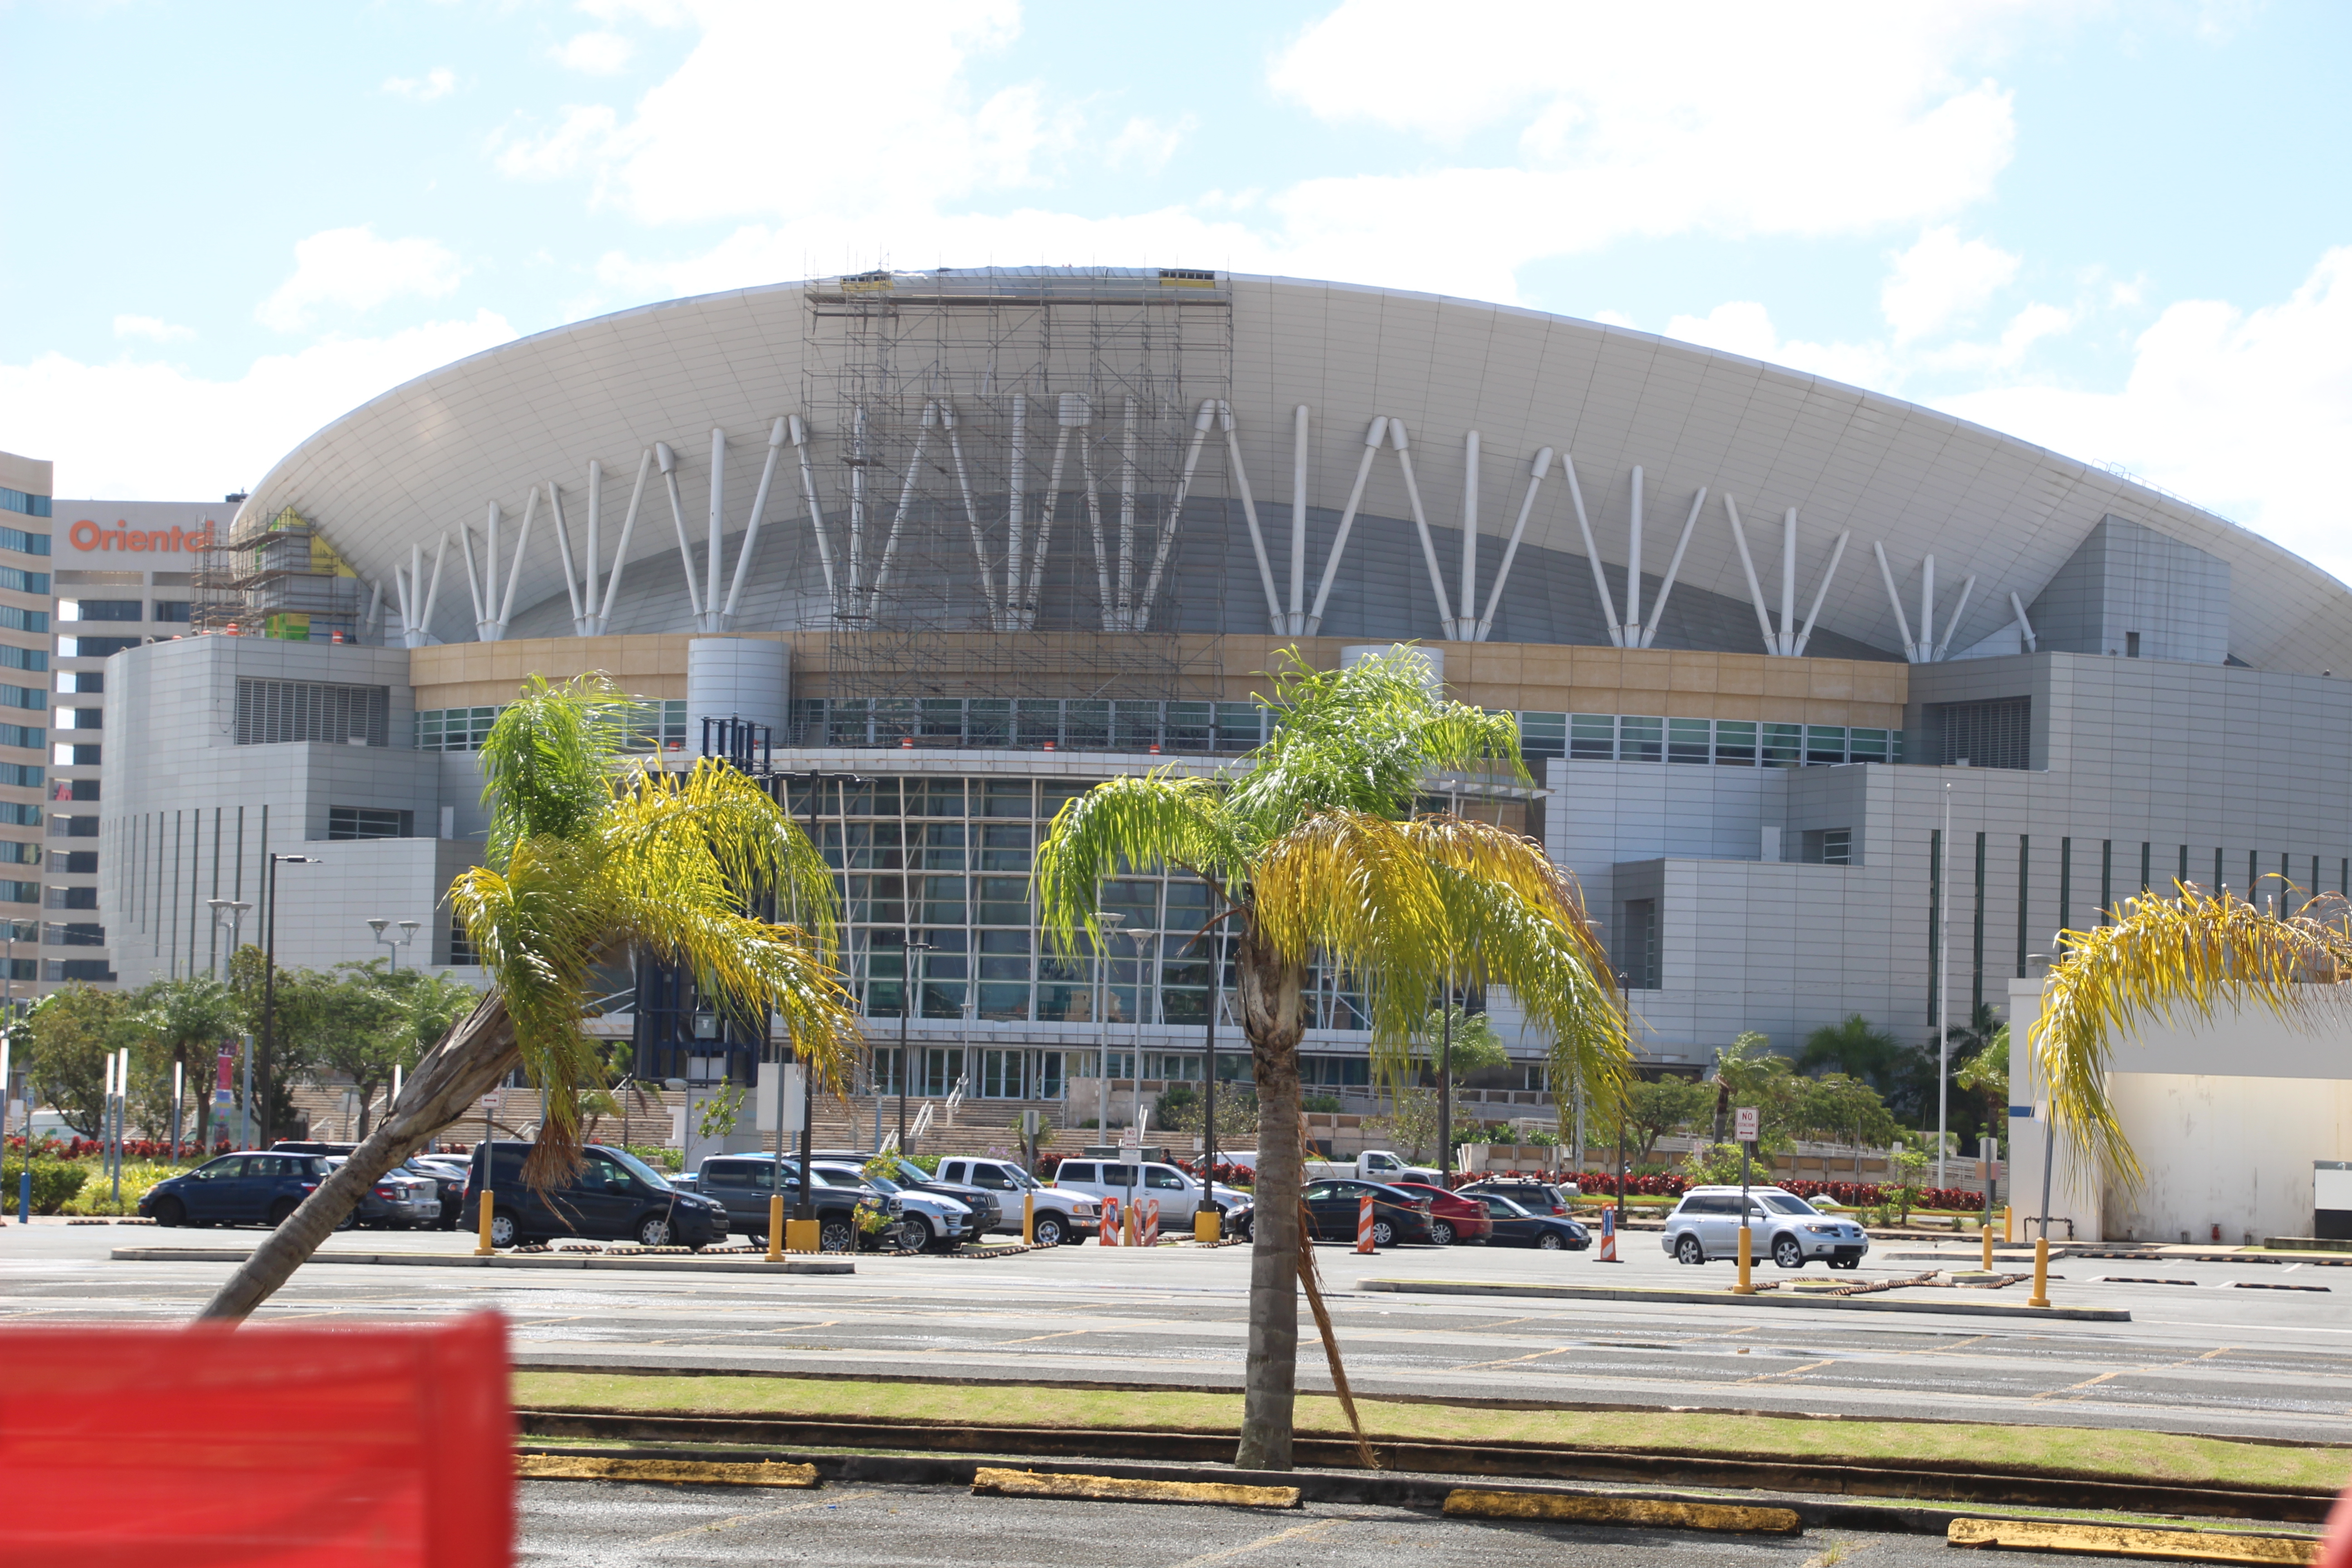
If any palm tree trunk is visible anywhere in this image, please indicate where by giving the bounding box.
[1232,925,1305,1471]
[197,994,518,1322]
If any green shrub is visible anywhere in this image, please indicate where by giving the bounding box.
[0,1158,90,1215]
[59,1160,180,1216]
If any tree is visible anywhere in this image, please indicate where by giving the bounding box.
[1710,1031,1802,1155]
[132,977,244,1156]
[198,674,860,1320]
[1035,648,1629,1469]
[1954,1023,2009,1157]
[1409,1004,1509,1078]
[20,986,137,1137]
[1369,1085,1490,1162]
[1624,1076,1711,1161]
[1795,1072,1899,1180]
[1157,1083,1257,1142]
[1797,1014,1903,1091]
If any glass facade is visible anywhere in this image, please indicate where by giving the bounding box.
[417,699,688,753]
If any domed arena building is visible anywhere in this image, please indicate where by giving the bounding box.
[98,267,2352,1136]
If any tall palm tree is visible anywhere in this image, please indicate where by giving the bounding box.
[198,674,857,1321]
[2035,883,2352,1188]
[1035,649,1630,1469]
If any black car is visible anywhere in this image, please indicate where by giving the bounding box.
[401,1158,469,1230]
[813,1150,1003,1235]
[1469,1192,1590,1250]
[1302,1178,1437,1246]
[681,1156,901,1252]
[141,1152,338,1229]
[1458,1179,1573,1218]
[459,1140,727,1249]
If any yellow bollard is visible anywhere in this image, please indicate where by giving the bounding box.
[1194,1209,1221,1244]
[1732,1224,1755,1294]
[2029,1235,2051,1307]
[1022,1190,1035,1245]
[475,1189,496,1256]
[766,1192,785,1262]
[1122,1202,1140,1247]
[1981,1223,1994,1274]
[2004,1205,2014,1244]
[784,1218,819,1253]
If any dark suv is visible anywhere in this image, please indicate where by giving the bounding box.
[681,1156,901,1252]
[141,1152,337,1229]
[1457,1179,1575,1218]
[813,1150,1002,1234]
[459,1140,727,1249]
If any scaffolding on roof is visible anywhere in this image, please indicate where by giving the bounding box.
[803,267,1234,734]
[192,507,367,643]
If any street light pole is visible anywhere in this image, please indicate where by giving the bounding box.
[898,937,934,1154]
[1095,911,1124,1134]
[797,769,858,1220]
[1937,780,1952,1190]
[366,917,420,975]
[206,897,251,1149]
[260,855,318,1148]
[1127,926,1156,1140]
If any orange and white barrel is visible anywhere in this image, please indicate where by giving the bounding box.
[1598,1205,1618,1262]
[1100,1197,1120,1245]
[1143,1200,1160,1246]
[1356,1193,1377,1254]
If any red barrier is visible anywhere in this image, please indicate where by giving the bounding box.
[0,1312,513,1566]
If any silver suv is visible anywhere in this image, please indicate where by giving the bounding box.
[1660,1186,1868,1270]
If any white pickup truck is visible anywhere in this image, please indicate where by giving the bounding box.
[933,1155,1102,1246]
[1303,1150,1441,1186]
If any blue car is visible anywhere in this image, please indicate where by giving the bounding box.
[1468,1192,1590,1250]
[140,1152,339,1229]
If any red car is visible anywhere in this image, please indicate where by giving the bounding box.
[1392,1182,1494,1246]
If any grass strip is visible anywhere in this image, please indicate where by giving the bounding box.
[512,1372,2349,1494]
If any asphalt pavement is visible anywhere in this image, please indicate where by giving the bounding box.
[5,1221,2348,1443]
[516,1478,2125,1568]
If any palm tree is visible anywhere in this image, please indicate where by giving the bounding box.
[198,674,858,1321]
[1796,1013,1903,1090]
[2035,883,2352,1188]
[1034,648,1629,1469]
[134,977,245,1159]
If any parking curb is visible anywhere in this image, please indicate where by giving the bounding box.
[1948,1518,2318,1563]
[1353,1277,2129,1320]
[1443,1488,1801,1534]
[971,1467,1299,1509]
[109,1247,855,1275]
[519,1455,819,1488]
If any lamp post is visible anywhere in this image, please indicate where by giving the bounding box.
[897,937,935,1154]
[260,855,318,1148]
[207,898,252,1148]
[795,770,859,1222]
[1202,922,1228,1188]
[1094,911,1124,1134]
[1124,925,1158,1140]
[1937,780,1952,1190]
[366,917,421,975]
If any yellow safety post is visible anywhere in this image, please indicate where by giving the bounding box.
[2028,1235,2051,1308]
[784,1218,819,1253]
[1732,1224,1755,1294]
[474,1190,495,1257]
[766,1192,785,1262]
[1194,1209,1220,1244]
[1981,1222,1994,1273]
[2004,1205,2014,1244]
[1122,1202,1140,1247]
[1022,1190,1035,1245]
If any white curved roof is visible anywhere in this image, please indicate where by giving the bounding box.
[236,270,2352,672]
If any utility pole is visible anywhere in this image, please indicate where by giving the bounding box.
[260,855,318,1147]
[898,937,934,1153]
[1937,780,1952,1189]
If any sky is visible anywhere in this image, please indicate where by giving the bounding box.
[4,1,2351,577]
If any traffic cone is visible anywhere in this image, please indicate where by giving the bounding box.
[1143,1200,1160,1246]
[1100,1197,1119,1245]
[1598,1206,1619,1262]
[1356,1193,1377,1254]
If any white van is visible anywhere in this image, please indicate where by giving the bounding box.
[933,1156,1102,1246]
[1049,1159,1251,1229]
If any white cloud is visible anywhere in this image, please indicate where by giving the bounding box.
[1106,114,1194,174]
[552,31,634,74]
[1882,225,2021,341]
[0,313,515,500]
[1928,300,2073,371]
[382,68,456,101]
[1938,247,2352,581]
[113,315,194,343]
[492,106,620,181]
[257,227,467,332]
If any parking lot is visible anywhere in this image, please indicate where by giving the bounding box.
[6,1218,2348,1443]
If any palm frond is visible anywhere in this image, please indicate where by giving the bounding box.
[478,673,632,869]
[607,758,841,956]
[1034,772,1246,953]
[1252,809,1450,1046]
[2034,883,2352,1191]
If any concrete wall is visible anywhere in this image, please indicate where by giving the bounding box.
[2029,515,2231,666]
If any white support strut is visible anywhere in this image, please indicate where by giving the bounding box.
[457,513,486,636]
[1456,430,1481,641]
[1116,397,1139,629]
[546,480,583,627]
[657,442,703,622]
[1135,399,1218,634]
[1873,540,1919,662]
[1474,445,1553,642]
[1640,486,1708,649]
[1936,574,1978,662]
[846,406,869,606]
[1919,555,1936,665]
[721,416,789,624]
[2010,590,2038,653]
[937,404,1000,628]
[703,426,725,631]
[1791,531,1851,657]
[1722,495,1780,657]
[1024,397,1083,629]
[1218,401,1285,634]
[786,417,837,622]
[494,484,535,634]
[1778,507,1799,656]
[1005,397,1027,627]
[583,458,603,633]
[1078,421,1112,626]
[867,400,936,617]
[1389,420,1457,642]
[599,449,652,631]
[1563,453,1622,648]
[1624,465,1644,646]
[1304,416,1387,637]
[422,533,447,644]
[1289,403,1309,635]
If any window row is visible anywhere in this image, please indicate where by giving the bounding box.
[1536,714,1901,768]
[0,489,49,519]
[416,699,686,754]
